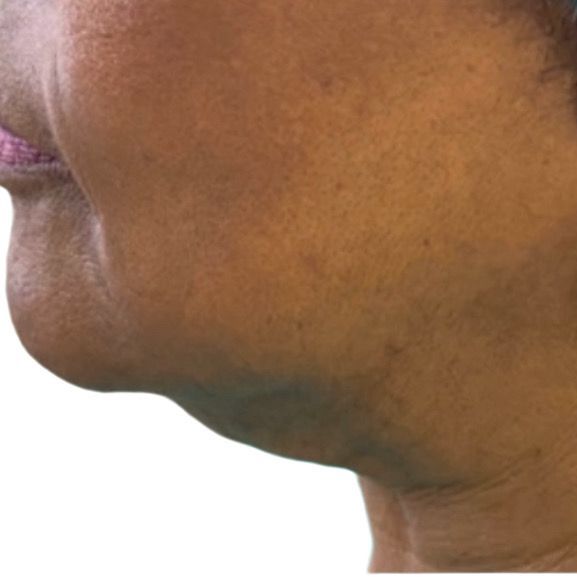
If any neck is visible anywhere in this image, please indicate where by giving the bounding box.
[359,448,577,572]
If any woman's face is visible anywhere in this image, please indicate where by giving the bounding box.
[3,0,577,487]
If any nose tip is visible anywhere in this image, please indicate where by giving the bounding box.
[0,125,59,166]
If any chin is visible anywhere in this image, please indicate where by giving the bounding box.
[5,263,147,396]
[4,192,154,392]
[7,305,137,394]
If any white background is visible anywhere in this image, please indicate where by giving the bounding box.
[0,190,372,576]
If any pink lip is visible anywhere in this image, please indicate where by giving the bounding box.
[0,125,60,166]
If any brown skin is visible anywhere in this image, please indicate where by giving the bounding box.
[4,0,577,570]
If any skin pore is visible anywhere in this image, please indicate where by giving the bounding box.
[4,0,577,571]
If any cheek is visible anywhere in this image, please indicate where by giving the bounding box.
[39,3,301,373]
[37,0,432,393]
[51,1,284,214]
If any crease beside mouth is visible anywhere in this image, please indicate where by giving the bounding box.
[0,125,60,166]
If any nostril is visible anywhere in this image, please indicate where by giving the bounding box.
[0,125,60,166]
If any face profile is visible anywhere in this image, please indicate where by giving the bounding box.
[4,0,577,571]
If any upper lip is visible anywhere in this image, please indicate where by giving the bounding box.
[0,3,72,195]
[0,0,65,158]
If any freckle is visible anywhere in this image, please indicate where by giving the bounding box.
[423,238,431,247]
[318,76,334,90]
[335,181,344,191]
[301,253,324,277]
[386,342,405,356]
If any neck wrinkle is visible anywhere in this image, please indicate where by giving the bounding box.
[358,454,577,573]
